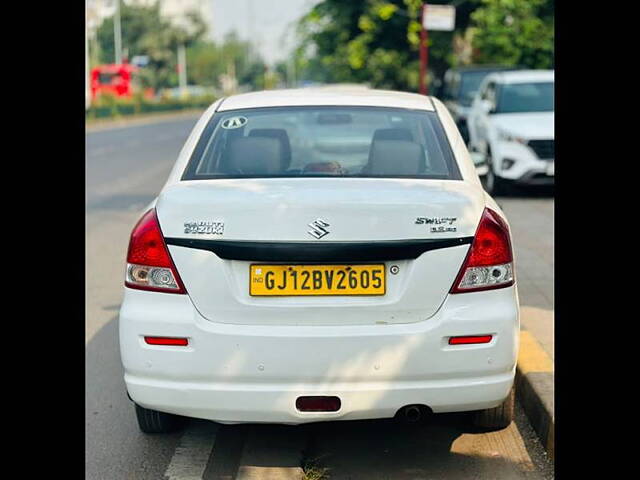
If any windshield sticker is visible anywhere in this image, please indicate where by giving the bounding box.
[221,116,248,129]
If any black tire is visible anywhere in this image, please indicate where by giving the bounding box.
[481,149,510,196]
[472,385,515,431]
[134,403,186,434]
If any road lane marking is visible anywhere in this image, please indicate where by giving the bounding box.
[518,331,553,375]
[165,421,219,480]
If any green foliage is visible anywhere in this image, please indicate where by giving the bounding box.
[96,1,206,90]
[294,0,553,91]
[294,0,481,91]
[470,0,554,68]
[187,32,271,90]
[86,93,217,120]
[95,2,267,92]
[295,0,420,90]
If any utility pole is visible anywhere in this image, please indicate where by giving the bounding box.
[178,44,188,97]
[114,0,122,64]
[419,4,429,95]
[419,3,455,96]
[86,3,90,109]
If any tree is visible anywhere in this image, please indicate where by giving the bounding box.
[187,32,269,91]
[293,0,554,91]
[96,1,206,90]
[469,0,554,68]
[295,0,480,92]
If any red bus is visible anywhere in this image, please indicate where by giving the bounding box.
[91,63,152,101]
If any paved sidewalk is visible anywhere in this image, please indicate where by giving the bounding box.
[500,196,554,360]
[499,194,554,461]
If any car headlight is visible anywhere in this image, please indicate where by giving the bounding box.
[498,129,527,144]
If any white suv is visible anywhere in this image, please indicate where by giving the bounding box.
[467,70,554,195]
[119,88,519,434]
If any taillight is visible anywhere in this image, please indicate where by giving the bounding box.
[125,209,186,294]
[450,208,514,293]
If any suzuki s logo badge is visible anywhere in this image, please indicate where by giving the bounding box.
[307,218,330,239]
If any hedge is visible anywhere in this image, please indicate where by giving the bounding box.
[86,94,216,119]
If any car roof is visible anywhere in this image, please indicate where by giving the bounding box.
[487,70,554,84]
[451,64,523,73]
[217,87,436,112]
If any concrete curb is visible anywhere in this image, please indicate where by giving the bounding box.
[516,331,554,462]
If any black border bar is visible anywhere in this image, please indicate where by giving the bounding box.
[164,237,473,262]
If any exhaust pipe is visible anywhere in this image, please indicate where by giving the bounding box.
[396,404,431,424]
[404,405,422,422]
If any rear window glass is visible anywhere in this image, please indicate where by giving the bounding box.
[182,106,461,180]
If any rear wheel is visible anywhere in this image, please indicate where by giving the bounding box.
[481,149,510,196]
[134,403,186,434]
[472,385,515,430]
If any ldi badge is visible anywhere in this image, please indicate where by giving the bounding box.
[415,216,457,233]
[184,221,224,235]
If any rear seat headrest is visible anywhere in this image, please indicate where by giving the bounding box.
[371,128,414,142]
[368,140,425,176]
[227,137,283,175]
[248,129,292,169]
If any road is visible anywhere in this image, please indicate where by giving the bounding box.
[86,114,554,480]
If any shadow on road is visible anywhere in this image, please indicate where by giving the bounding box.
[206,412,538,480]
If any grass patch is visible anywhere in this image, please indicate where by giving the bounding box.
[301,460,330,480]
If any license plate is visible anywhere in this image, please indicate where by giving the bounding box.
[546,162,555,176]
[250,264,386,296]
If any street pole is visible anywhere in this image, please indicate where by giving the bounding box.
[114,0,122,64]
[86,12,90,109]
[419,3,429,95]
[178,44,187,97]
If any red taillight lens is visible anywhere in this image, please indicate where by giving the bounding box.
[450,208,514,293]
[449,335,493,345]
[125,209,186,294]
[144,336,189,346]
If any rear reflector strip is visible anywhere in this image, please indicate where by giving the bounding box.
[144,336,189,346]
[296,396,341,412]
[448,335,493,345]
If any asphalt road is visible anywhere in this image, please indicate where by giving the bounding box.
[86,114,554,480]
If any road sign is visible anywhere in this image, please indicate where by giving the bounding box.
[422,4,456,31]
[132,55,150,67]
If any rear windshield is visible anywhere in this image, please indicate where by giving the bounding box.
[182,106,461,180]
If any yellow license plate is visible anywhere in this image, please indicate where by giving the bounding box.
[249,264,386,296]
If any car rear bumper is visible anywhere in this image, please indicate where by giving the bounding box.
[514,170,555,186]
[125,371,515,424]
[119,286,519,424]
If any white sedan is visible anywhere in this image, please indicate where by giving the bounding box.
[119,88,520,433]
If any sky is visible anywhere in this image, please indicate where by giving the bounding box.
[209,0,321,65]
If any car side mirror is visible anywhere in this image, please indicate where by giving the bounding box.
[480,99,494,114]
